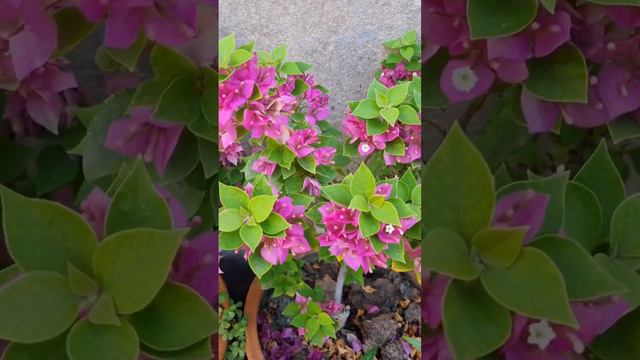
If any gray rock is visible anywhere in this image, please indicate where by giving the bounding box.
[404,302,421,324]
[361,313,400,350]
[219,0,421,123]
[381,340,405,360]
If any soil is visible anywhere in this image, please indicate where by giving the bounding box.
[258,261,421,360]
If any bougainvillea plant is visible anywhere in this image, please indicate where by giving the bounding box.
[0,1,217,359]
[218,30,422,353]
[425,0,640,182]
[424,123,640,359]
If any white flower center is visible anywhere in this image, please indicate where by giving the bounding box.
[385,224,395,234]
[527,320,556,350]
[451,66,479,93]
[361,144,371,153]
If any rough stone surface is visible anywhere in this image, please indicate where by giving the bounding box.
[360,313,401,351]
[381,340,405,360]
[219,0,421,123]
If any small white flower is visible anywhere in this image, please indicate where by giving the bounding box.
[451,66,479,93]
[384,224,395,234]
[361,144,371,153]
[527,320,556,350]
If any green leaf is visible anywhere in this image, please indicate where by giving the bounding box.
[591,308,640,360]
[467,0,538,39]
[252,176,273,197]
[401,30,417,46]
[481,248,577,327]
[105,159,173,235]
[607,116,640,144]
[423,49,449,108]
[248,195,276,223]
[349,195,369,211]
[385,138,405,156]
[611,194,640,258]
[497,172,569,236]
[367,79,389,99]
[106,34,147,72]
[151,45,198,80]
[386,243,406,262]
[218,209,245,232]
[89,294,121,326]
[130,282,216,351]
[366,117,389,135]
[388,82,410,107]
[280,62,302,75]
[318,312,333,326]
[140,338,213,360]
[379,107,399,126]
[154,75,201,124]
[562,181,603,252]
[66,319,139,360]
[540,0,557,13]
[473,227,525,268]
[575,140,625,237]
[359,212,380,238]
[352,99,380,119]
[524,44,588,103]
[292,78,310,96]
[321,184,352,207]
[424,229,479,280]
[200,67,217,124]
[397,105,420,125]
[1,188,97,275]
[0,265,21,288]
[197,138,217,178]
[218,33,235,69]
[375,91,388,108]
[400,169,417,189]
[297,156,317,174]
[261,212,291,235]
[370,201,401,226]
[219,183,249,210]
[424,123,494,240]
[53,8,97,57]
[594,254,640,308]
[387,197,415,218]
[67,263,99,297]
[219,231,243,250]
[2,333,68,360]
[350,163,376,198]
[130,79,170,107]
[532,235,623,300]
[306,318,320,338]
[77,93,132,180]
[228,49,252,67]
[93,228,185,314]
[443,280,511,359]
[0,272,78,343]
[240,224,263,251]
[249,252,272,278]
[0,139,29,183]
[399,47,414,61]
[271,45,287,62]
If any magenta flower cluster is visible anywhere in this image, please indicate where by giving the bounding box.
[219,56,331,167]
[426,0,640,132]
[318,184,418,273]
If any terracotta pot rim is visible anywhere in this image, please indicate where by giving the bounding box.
[218,274,229,360]
[244,277,265,360]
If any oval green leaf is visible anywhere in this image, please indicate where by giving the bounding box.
[93,228,185,314]
[481,247,577,327]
